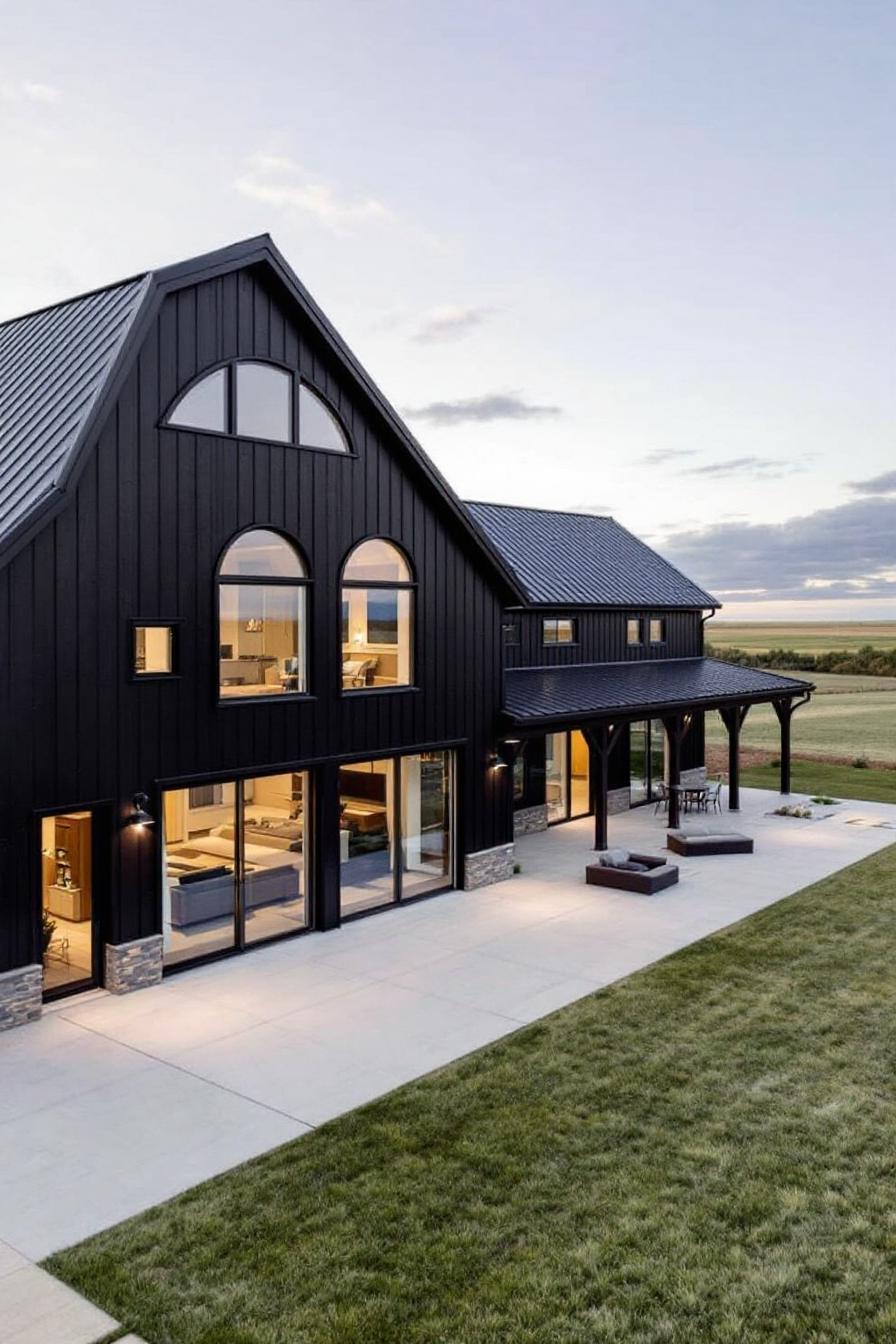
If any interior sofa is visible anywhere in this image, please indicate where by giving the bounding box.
[666,829,754,856]
[586,848,679,894]
[169,863,296,928]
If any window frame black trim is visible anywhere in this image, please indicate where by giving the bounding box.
[129,618,183,682]
[159,358,356,455]
[339,536,417,695]
[215,526,312,705]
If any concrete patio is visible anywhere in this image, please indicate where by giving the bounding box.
[1,787,894,1330]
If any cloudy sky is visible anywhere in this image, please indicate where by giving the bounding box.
[2,0,894,617]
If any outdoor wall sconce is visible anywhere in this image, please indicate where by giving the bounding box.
[488,753,508,771]
[130,792,155,827]
[496,738,523,768]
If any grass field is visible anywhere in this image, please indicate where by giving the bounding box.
[704,671,896,765]
[738,759,896,805]
[49,844,896,1344]
[709,621,896,655]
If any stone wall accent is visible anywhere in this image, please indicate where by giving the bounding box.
[104,934,163,994]
[680,766,707,788]
[513,804,549,836]
[0,964,42,1031]
[607,787,631,815]
[464,843,515,890]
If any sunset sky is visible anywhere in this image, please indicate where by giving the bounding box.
[2,0,893,617]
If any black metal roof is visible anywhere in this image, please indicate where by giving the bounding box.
[504,657,812,725]
[464,501,718,609]
[0,275,150,544]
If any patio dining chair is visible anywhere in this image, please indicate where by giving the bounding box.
[704,778,723,813]
[653,781,669,815]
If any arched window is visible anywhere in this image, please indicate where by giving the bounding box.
[218,529,309,699]
[341,539,414,691]
[164,361,350,452]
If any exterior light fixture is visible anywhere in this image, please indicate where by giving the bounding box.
[488,753,508,771]
[130,792,155,827]
[495,739,523,769]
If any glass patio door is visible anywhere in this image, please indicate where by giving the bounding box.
[545,732,569,823]
[629,720,667,804]
[40,810,100,998]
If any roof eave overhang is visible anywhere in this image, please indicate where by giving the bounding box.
[501,683,814,732]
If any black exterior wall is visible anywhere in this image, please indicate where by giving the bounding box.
[504,608,705,668]
[0,266,512,973]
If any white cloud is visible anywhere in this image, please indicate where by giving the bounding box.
[413,304,493,343]
[0,79,60,105]
[233,154,394,234]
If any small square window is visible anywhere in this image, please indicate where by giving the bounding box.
[543,617,577,644]
[626,618,643,646]
[649,618,666,643]
[502,621,521,647]
[133,624,177,677]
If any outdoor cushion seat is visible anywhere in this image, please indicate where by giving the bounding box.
[666,830,754,856]
[586,851,679,895]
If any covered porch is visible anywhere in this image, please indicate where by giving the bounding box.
[503,657,814,848]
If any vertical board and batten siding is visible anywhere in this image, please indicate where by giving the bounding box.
[505,608,705,669]
[0,267,508,970]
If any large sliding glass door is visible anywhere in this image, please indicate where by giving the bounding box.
[629,720,666,805]
[546,730,591,824]
[339,751,455,918]
[162,772,309,968]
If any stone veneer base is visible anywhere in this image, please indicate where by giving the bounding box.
[0,963,42,1031]
[464,843,515,890]
[105,934,163,994]
[514,804,549,836]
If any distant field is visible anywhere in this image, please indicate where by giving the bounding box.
[710,621,896,655]
[705,670,896,764]
[738,758,896,804]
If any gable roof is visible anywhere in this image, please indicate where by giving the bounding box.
[0,275,150,544]
[0,237,524,598]
[464,501,718,609]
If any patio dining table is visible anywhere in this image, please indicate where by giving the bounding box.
[671,783,708,812]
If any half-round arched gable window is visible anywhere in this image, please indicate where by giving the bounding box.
[164,360,350,453]
[341,539,414,691]
[218,529,309,699]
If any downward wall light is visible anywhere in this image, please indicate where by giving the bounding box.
[130,792,155,827]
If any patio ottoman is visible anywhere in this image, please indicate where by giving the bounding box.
[586,850,679,895]
[666,829,754,856]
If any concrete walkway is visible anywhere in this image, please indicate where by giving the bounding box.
[1,788,894,1340]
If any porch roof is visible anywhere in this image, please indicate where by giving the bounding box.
[503,657,812,727]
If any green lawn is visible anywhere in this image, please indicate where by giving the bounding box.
[49,844,896,1344]
[738,758,896,805]
[704,673,896,764]
[710,621,896,655]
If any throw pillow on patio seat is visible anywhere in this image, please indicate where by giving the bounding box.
[599,848,630,868]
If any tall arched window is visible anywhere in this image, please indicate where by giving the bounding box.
[164,360,350,452]
[341,539,414,690]
[218,530,309,699]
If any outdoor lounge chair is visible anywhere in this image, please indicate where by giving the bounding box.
[666,828,753,856]
[586,847,679,895]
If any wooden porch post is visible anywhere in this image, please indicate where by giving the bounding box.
[719,705,750,812]
[663,715,682,829]
[772,694,811,795]
[583,723,623,851]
